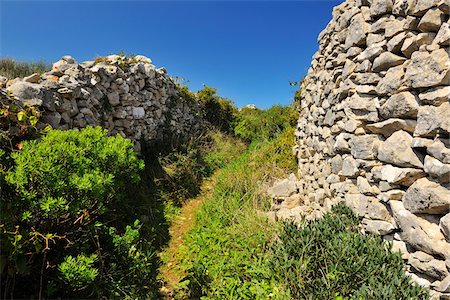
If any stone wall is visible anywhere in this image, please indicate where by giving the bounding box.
[271,0,450,297]
[3,55,203,151]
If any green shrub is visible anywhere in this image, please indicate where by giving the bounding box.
[59,254,99,288]
[5,126,143,219]
[0,58,50,79]
[270,205,429,299]
[234,105,297,142]
[196,86,237,133]
[0,127,161,299]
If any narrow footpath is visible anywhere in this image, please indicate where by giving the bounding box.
[158,171,220,299]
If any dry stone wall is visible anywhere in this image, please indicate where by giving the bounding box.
[270,0,450,297]
[3,55,202,151]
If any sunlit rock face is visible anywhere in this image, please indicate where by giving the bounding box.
[271,0,450,296]
[4,54,203,152]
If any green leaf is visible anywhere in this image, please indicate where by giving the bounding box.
[29,115,38,126]
[17,111,26,121]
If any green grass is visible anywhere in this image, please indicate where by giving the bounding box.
[177,127,428,299]
[0,58,50,79]
[177,128,297,299]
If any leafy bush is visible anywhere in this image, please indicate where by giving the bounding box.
[270,205,429,299]
[196,86,237,133]
[0,57,50,79]
[59,254,99,288]
[0,127,161,298]
[234,105,297,142]
[5,127,143,219]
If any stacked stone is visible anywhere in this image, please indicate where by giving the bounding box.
[3,55,202,151]
[273,0,449,296]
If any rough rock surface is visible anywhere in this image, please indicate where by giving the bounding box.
[269,0,450,295]
[3,54,204,151]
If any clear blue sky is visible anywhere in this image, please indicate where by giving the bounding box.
[0,0,340,108]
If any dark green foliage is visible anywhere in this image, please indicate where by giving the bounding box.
[196,86,237,133]
[271,205,429,299]
[234,105,297,142]
[0,127,161,299]
[0,57,50,79]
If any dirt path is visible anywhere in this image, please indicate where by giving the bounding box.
[158,171,220,298]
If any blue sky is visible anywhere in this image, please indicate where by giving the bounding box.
[0,0,340,108]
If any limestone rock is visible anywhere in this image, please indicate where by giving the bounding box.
[437,275,450,293]
[375,64,405,95]
[391,200,450,259]
[107,92,120,106]
[404,49,450,89]
[334,134,351,153]
[344,93,379,122]
[392,239,410,259]
[409,252,449,279]
[378,130,423,168]
[8,81,42,101]
[424,155,450,183]
[415,103,450,137]
[366,118,416,137]
[345,13,370,47]
[341,156,360,177]
[331,155,343,173]
[349,134,381,159]
[387,31,408,52]
[367,199,392,221]
[371,164,425,186]
[404,177,450,214]
[440,213,450,240]
[358,176,381,195]
[393,0,410,16]
[268,177,298,198]
[23,73,41,83]
[427,140,450,164]
[419,86,450,106]
[411,137,434,149]
[41,111,61,129]
[379,91,419,119]
[433,22,450,45]
[372,52,407,72]
[363,218,395,235]
[345,193,369,217]
[370,0,394,16]
[356,46,384,62]
[352,73,382,85]
[418,8,446,32]
[132,107,145,119]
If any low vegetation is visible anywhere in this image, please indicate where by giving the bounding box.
[0,58,50,79]
[175,127,428,298]
[234,104,297,142]
[177,128,297,299]
[0,71,427,299]
[272,205,428,299]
